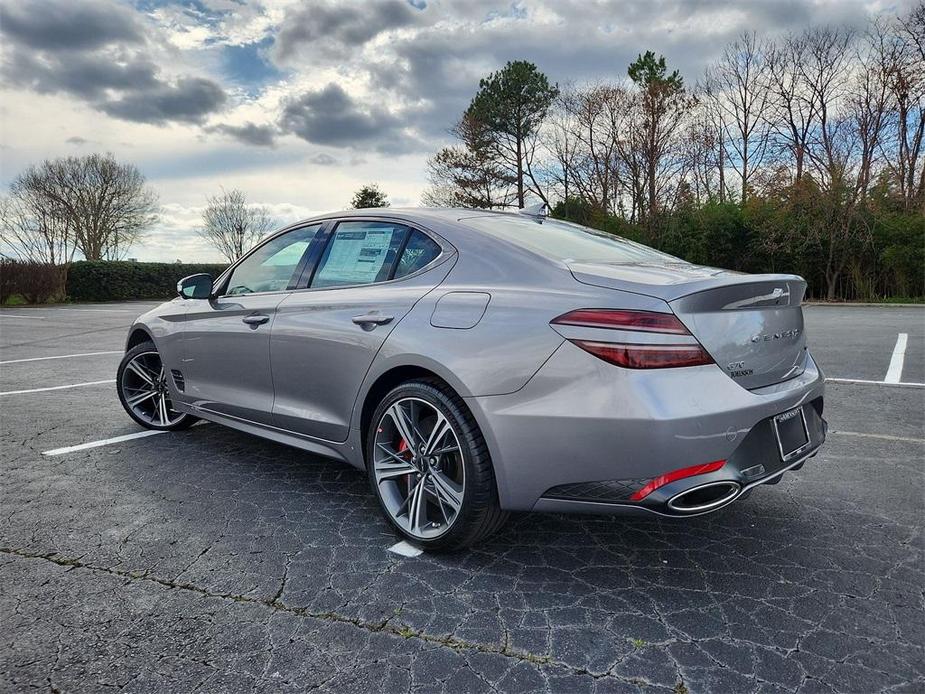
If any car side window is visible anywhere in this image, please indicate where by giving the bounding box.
[311,221,410,288]
[224,224,321,296]
[394,230,441,279]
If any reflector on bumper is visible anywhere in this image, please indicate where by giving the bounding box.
[629,459,726,501]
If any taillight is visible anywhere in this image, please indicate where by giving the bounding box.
[572,341,714,368]
[552,309,689,334]
[551,309,714,369]
[630,459,726,501]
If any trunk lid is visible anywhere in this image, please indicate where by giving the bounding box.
[569,261,808,389]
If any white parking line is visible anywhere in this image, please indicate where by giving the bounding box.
[884,333,908,383]
[51,308,133,312]
[387,540,423,557]
[0,351,121,365]
[826,377,925,389]
[0,379,114,396]
[43,430,166,456]
[831,430,925,444]
[0,308,137,317]
[42,421,207,456]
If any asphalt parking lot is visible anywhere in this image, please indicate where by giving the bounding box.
[1,302,922,693]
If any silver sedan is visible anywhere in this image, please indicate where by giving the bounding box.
[117,208,827,550]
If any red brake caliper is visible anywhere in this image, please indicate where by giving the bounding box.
[396,438,413,492]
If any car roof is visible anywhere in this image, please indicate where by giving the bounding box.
[288,207,526,229]
[272,207,551,259]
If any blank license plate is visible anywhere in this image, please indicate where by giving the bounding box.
[774,407,809,460]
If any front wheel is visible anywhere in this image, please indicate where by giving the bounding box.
[117,341,196,431]
[366,379,507,551]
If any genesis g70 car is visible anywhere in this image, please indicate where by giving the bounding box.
[117,208,827,549]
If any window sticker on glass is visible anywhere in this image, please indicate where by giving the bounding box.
[313,223,410,288]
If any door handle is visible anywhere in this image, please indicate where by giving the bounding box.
[242,314,269,326]
[352,313,394,327]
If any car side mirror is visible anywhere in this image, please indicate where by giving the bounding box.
[177,273,213,300]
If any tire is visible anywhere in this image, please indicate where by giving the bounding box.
[366,378,508,551]
[117,340,197,431]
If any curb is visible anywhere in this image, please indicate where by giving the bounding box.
[805,302,924,308]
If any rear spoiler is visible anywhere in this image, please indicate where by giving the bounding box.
[568,262,805,304]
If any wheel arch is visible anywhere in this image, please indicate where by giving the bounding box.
[359,365,451,456]
[361,352,502,440]
[125,325,155,351]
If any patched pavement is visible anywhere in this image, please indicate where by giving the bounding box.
[1,303,923,693]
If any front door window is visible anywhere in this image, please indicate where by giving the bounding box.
[224,224,321,296]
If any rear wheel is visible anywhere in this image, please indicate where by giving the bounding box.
[117,341,196,431]
[366,380,507,551]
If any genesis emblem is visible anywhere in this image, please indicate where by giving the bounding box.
[751,327,801,343]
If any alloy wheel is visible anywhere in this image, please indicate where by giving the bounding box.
[373,397,465,539]
[120,351,185,427]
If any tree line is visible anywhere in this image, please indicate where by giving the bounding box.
[425,5,924,300]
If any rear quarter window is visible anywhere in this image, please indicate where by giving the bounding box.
[395,230,441,279]
[462,215,685,265]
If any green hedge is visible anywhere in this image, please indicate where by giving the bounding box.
[0,260,69,304]
[66,261,228,302]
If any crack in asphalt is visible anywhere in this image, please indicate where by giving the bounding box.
[8,537,919,693]
[0,546,650,685]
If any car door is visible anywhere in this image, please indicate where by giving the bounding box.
[180,223,324,425]
[270,219,453,441]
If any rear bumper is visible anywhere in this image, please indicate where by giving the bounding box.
[468,341,826,514]
[535,405,825,517]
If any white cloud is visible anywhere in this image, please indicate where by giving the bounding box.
[2,0,917,261]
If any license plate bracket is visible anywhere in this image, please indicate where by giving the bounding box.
[773,407,811,462]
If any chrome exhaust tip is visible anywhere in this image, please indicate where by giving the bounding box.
[667,481,741,513]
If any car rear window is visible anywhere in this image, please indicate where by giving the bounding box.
[461,214,685,265]
[395,230,441,279]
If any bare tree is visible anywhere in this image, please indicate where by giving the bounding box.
[199,189,276,262]
[11,154,157,261]
[544,89,582,204]
[703,32,772,202]
[549,86,624,215]
[800,28,856,184]
[0,192,76,265]
[880,5,925,210]
[851,21,893,201]
[765,34,816,182]
[682,108,725,203]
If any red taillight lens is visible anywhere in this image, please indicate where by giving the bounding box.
[551,308,714,369]
[630,460,726,501]
[552,309,690,334]
[572,341,714,369]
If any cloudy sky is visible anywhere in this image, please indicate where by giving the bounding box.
[0,0,911,261]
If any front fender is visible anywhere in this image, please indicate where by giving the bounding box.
[123,300,188,377]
